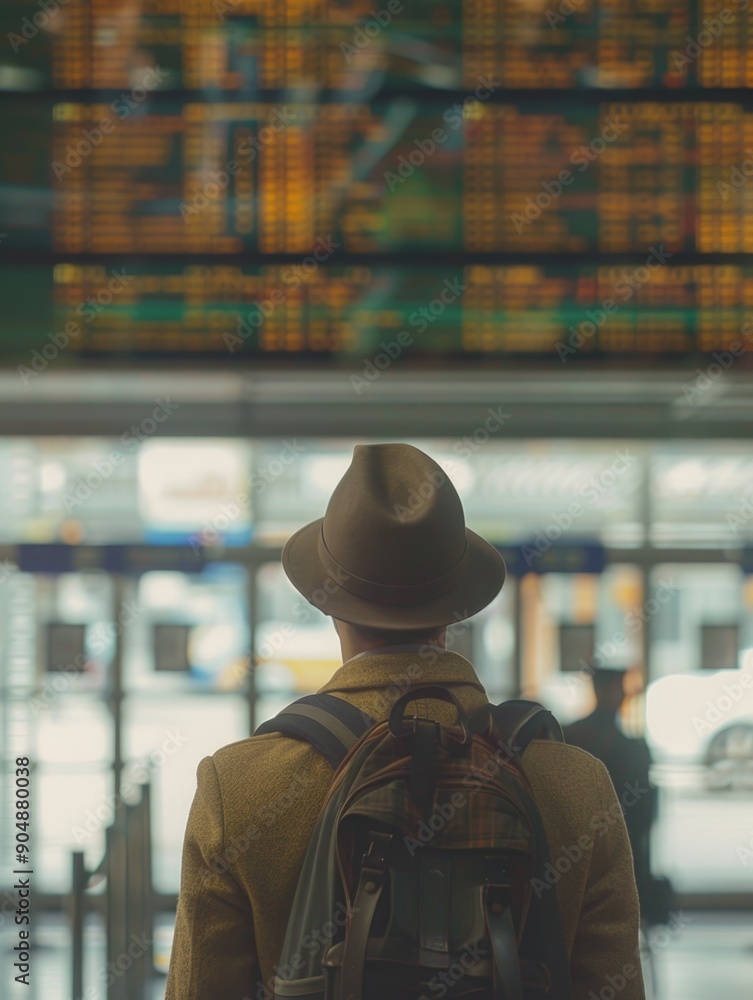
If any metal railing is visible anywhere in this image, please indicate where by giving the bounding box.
[68,783,154,1000]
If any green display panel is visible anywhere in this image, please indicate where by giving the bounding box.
[2,0,753,365]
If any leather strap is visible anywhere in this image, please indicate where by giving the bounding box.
[483,885,524,1000]
[338,832,392,1000]
[388,684,470,743]
[409,718,439,818]
[418,854,450,965]
[499,764,573,1000]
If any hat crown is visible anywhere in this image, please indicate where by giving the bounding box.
[322,444,467,587]
[281,442,505,629]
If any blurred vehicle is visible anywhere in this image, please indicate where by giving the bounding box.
[645,668,753,790]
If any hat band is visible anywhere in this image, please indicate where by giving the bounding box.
[317,527,469,607]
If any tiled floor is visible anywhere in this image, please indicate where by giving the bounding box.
[3,912,751,998]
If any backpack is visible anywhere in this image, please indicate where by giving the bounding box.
[255,684,573,1000]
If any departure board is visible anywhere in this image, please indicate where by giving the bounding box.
[2,0,753,366]
[5,97,753,255]
[34,101,753,254]
[1,261,752,363]
[4,0,753,90]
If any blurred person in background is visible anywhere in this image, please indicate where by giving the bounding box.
[564,668,657,920]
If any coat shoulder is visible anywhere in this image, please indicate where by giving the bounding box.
[211,730,333,782]
[525,735,603,766]
[522,737,612,803]
[207,732,334,837]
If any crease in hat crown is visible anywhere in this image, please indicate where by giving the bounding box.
[321,443,467,587]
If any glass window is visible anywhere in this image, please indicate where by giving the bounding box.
[36,768,111,892]
[139,439,251,546]
[651,443,753,546]
[252,438,646,549]
[34,696,110,766]
[523,565,646,727]
[122,565,250,693]
[253,561,340,723]
[464,586,517,703]
[34,571,115,692]
[252,440,353,545]
[0,437,251,545]
[449,441,645,548]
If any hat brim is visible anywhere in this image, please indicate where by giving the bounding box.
[281,518,506,631]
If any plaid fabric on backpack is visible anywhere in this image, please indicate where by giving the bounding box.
[255,684,573,1000]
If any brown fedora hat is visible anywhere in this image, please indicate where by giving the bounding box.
[281,443,506,630]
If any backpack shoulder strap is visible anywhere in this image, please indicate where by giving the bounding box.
[486,699,572,999]
[487,699,564,756]
[254,693,375,769]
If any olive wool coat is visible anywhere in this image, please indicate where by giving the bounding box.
[165,649,646,1000]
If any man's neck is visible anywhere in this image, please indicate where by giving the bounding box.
[334,620,447,664]
[343,642,447,665]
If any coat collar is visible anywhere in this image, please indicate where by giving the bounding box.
[318,647,486,695]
